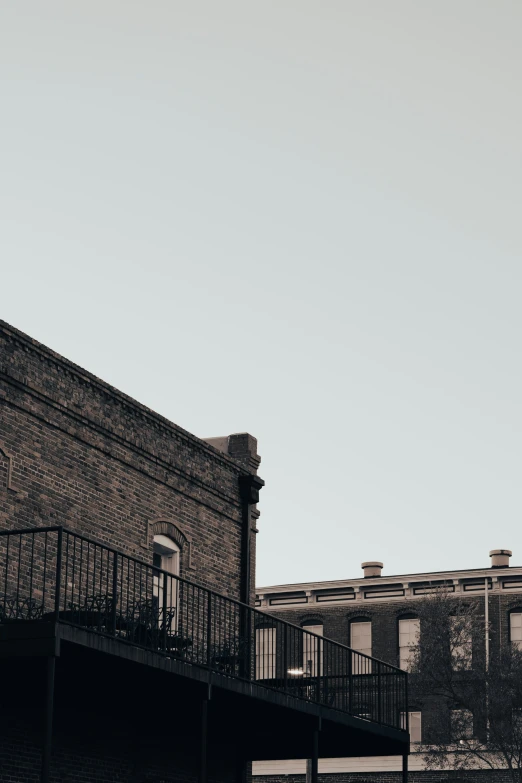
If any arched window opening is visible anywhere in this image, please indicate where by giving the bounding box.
[152,535,180,632]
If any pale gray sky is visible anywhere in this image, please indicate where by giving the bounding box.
[2,2,522,586]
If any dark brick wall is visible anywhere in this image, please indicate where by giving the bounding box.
[0,707,241,783]
[0,319,260,599]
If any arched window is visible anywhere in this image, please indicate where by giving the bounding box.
[152,535,180,630]
[350,617,372,674]
[398,614,419,671]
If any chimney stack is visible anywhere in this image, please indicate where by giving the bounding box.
[362,561,383,578]
[489,549,512,568]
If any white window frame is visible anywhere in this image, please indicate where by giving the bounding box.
[350,620,372,674]
[400,711,422,744]
[510,612,522,651]
[302,624,323,676]
[256,626,276,679]
[399,618,419,672]
[152,534,180,632]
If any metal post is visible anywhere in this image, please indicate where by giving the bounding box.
[485,576,489,670]
[485,576,489,742]
[41,657,56,783]
[402,752,408,783]
[311,729,319,783]
[111,552,118,636]
[199,698,208,783]
[54,528,63,617]
[206,593,212,668]
[162,572,168,651]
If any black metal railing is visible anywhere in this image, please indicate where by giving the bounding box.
[0,527,408,731]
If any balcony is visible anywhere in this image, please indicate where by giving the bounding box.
[0,526,408,767]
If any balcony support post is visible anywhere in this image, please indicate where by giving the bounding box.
[311,720,321,783]
[402,752,408,783]
[199,695,209,783]
[40,656,56,783]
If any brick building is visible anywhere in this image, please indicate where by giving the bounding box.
[0,320,408,783]
[254,553,522,783]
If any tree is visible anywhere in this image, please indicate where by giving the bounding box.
[409,588,522,782]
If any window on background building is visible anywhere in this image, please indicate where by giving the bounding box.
[255,627,276,679]
[449,615,472,671]
[302,624,323,676]
[399,618,420,671]
[350,620,372,674]
[400,711,422,744]
[510,613,522,650]
[451,709,474,741]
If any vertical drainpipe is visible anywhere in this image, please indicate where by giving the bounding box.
[238,474,264,605]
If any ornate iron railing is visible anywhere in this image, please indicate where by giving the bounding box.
[0,527,408,732]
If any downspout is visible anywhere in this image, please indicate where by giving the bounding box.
[238,474,264,605]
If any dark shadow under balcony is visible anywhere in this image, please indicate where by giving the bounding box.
[0,526,409,762]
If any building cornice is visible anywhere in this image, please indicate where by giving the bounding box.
[0,319,254,477]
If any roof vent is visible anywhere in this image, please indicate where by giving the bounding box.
[362,561,383,578]
[490,549,512,568]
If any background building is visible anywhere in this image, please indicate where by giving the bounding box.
[255,552,522,783]
[0,320,408,783]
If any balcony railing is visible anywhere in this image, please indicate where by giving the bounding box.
[0,527,408,732]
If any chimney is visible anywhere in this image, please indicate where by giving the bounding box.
[203,433,261,473]
[362,561,383,578]
[490,549,512,568]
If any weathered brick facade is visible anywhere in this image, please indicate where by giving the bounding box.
[0,319,263,783]
[0,319,260,600]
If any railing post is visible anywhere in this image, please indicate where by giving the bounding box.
[244,606,252,680]
[377,661,382,725]
[54,528,63,617]
[162,572,168,651]
[283,625,288,694]
[348,650,353,714]
[111,552,118,636]
[404,670,409,732]
[206,592,212,669]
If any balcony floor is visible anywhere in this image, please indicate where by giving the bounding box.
[0,618,408,761]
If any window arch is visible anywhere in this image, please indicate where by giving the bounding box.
[147,520,191,573]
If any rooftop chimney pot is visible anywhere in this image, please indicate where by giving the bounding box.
[362,561,383,578]
[489,549,512,568]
